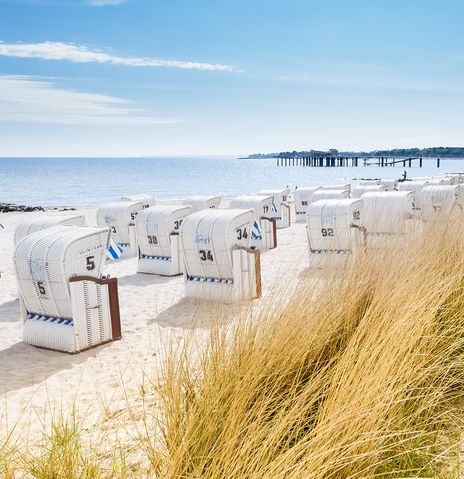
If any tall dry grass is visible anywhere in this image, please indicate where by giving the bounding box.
[3,218,464,478]
[157,219,464,478]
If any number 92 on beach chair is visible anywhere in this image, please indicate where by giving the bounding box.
[180,209,262,303]
[15,225,121,353]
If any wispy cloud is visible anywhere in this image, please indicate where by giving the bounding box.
[85,0,126,5]
[0,0,127,6]
[0,41,240,72]
[0,75,179,125]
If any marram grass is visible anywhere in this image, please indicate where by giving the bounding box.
[3,219,464,478]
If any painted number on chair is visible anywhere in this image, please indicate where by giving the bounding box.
[282,196,287,201]
[321,228,334,237]
[353,210,361,221]
[174,220,183,230]
[302,200,308,206]
[263,205,270,214]
[199,250,214,261]
[86,256,95,271]
[130,212,138,221]
[111,226,117,233]
[237,228,248,240]
[37,281,46,295]
[148,235,158,245]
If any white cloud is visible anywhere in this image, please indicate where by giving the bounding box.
[0,75,179,125]
[0,41,240,72]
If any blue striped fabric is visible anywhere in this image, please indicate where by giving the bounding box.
[107,237,123,260]
[251,220,262,240]
[27,312,73,326]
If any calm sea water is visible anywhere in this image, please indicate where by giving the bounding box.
[1,156,464,206]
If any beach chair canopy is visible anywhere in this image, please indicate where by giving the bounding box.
[361,191,414,234]
[14,215,86,245]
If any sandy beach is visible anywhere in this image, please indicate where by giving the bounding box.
[0,203,309,443]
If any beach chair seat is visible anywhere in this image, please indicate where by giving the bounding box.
[14,215,87,245]
[228,195,277,250]
[293,187,321,222]
[180,209,261,303]
[96,201,143,258]
[307,199,363,268]
[257,189,291,229]
[121,194,156,209]
[183,195,221,213]
[361,191,415,248]
[136,205,192,275]
[15,225,121,353]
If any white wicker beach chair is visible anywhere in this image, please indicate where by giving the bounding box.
[183,195,221,213]
[360,180,398,191]
[306,199,364,268]
[398,180,429,212]
[14,215,86,245]
[15,225,121,353]
[136,205,192,275]
[321,184,351,192]
[420,185,461,221]
[228,195,277,251]
[121,194,156,209]
[311,189,350,202]
[257,189,291,229]
[180,209,261,303]
[293,187,321,222]
[96,201,143,258]
[351,184,387,199]
[360,191,415,247]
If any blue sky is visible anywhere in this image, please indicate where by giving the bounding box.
[0,0,463,156]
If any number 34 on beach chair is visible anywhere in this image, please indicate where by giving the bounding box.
[180,209,262,303]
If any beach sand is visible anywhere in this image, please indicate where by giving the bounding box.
[0,205,310,444]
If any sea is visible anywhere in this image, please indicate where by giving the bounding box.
[1,156,464,206]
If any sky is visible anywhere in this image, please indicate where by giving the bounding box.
[0,0,463,156]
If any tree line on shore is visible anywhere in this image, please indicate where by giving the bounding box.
[247,147,464,159]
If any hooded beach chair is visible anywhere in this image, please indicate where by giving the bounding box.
[121,194,156,209]
[14,215,87,245]
[96,201,144,258]
[228,195,277,250]
[136,204,192,275]
[360,191,415,247]
[180,209,261,303]
[293,187,321,222]
[257,189,291,229]
[15,225,121,353]
[183,195,221,213]
[307,199,364,268]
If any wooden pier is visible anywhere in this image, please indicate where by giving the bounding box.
[275,155,441,168]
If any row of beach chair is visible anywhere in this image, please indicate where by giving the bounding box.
[10,173,463,354]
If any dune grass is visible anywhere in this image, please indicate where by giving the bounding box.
[3,219,464,477]
[156,220,464,478]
